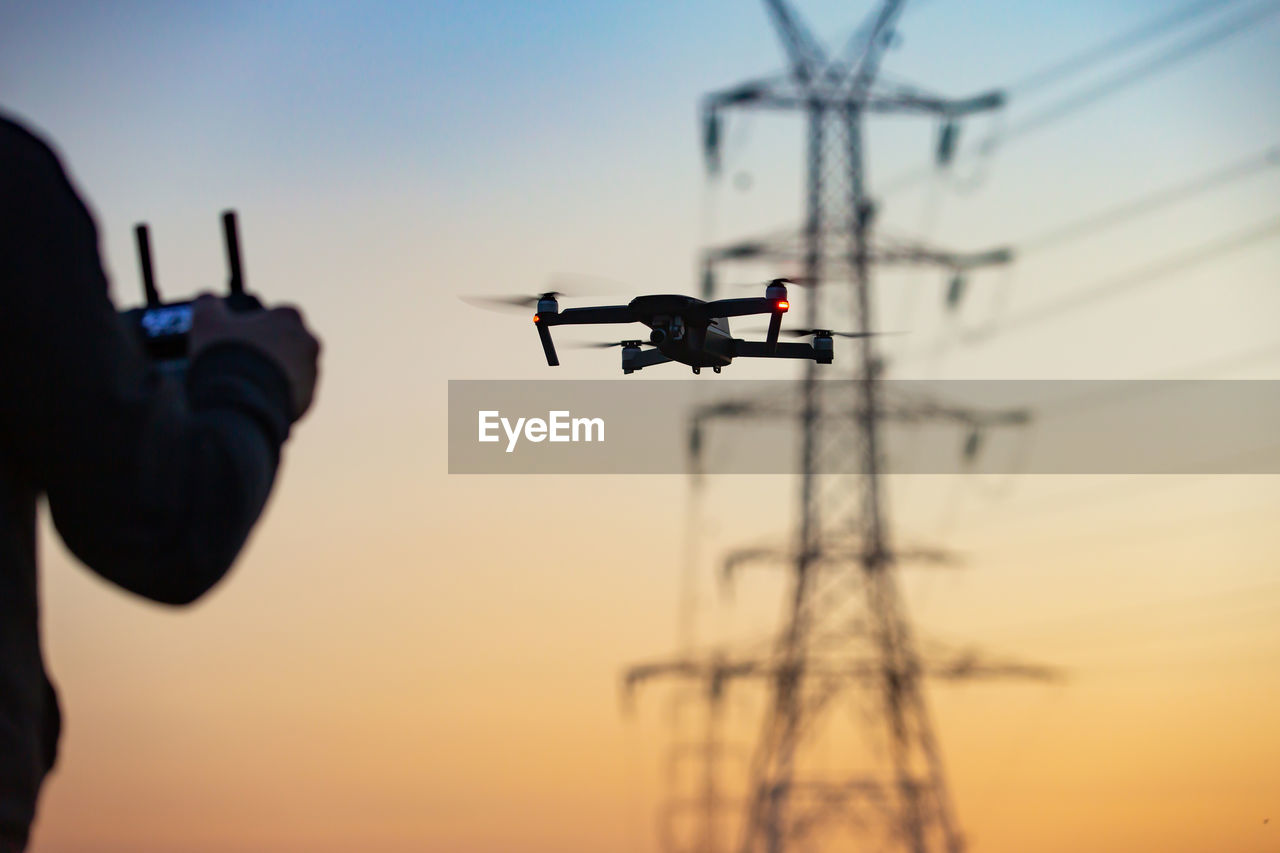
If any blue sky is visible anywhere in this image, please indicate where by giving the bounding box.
[5,2,1276,378]
[5,2,1277,327]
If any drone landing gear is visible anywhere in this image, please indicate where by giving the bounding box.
[692,367,700,375]
[713,366,721,374]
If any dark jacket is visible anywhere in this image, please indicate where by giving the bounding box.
[0,115,294,849]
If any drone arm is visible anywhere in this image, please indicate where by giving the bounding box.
[703,297,779,318]
[534,306,633,367]
[733,340,830,363]
[765,310,784,351]
[707,295,789,349]
[534,320,559,367]
[542,305,635,326]
[528,306,635,368]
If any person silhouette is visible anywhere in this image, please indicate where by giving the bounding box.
[0,113,320,851]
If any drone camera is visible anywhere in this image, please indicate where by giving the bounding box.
[650,328,668,345]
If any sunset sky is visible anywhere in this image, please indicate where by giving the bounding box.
[2,1,1279,851]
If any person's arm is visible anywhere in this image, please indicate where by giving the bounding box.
[0,118,304,605]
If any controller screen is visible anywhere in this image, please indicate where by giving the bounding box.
[140,304,193,338]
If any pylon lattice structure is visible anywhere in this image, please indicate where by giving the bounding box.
[626,3,1057,853]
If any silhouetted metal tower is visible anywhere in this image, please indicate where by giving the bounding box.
[623,640,1055,853]
[698,3,1009,851]
[624,655,749,853]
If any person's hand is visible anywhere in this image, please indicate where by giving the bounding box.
[190,294,321,420]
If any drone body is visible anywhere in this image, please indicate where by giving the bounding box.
[532,280,838,374]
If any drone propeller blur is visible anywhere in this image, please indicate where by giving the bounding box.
[780,328,881,339]
[465,279,843,375]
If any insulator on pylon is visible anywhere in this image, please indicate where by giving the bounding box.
[963,427,983,461]
[688,422,703,466]
[937,119,959,166]
[703,108,722,176]
[945,272,967,311]
[856,200,876,229]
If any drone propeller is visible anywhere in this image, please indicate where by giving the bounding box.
[461,272,636,313]
[570,339,654,349]
[741,327,902,339]
[460,291,564,312]
[729,275,816,289]
[782,328,901,339]
[778,326,901,338]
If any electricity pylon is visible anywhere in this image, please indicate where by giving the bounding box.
[698,3,1015,851]
[622,655,748,853]
[622,641,1056,853]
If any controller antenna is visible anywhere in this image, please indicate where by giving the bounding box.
[134,223,161,307]
[222,210,244,296]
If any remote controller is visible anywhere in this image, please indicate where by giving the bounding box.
[119,210,263,371]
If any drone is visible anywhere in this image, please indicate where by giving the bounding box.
[473,279,878,374]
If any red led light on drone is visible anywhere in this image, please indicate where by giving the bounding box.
[533,314,540,323]
[777,300,789,311]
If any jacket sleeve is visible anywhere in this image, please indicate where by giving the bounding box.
[0,118,294,605]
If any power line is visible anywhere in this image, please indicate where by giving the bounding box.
[877,0,1280,198]
[993,0,1280,148]
[721,5,1279,268]
[1014,144,1280,254]
[962,214,1280,344]
[908,342,1280,527]
[970,573,1280,644]
[888,145,1280,368]
[1027,344,1280,418]
[957,440,1280,529]
[994,500,1280,559]
[1006,0,1251,96]
[1159,340,1280,377]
